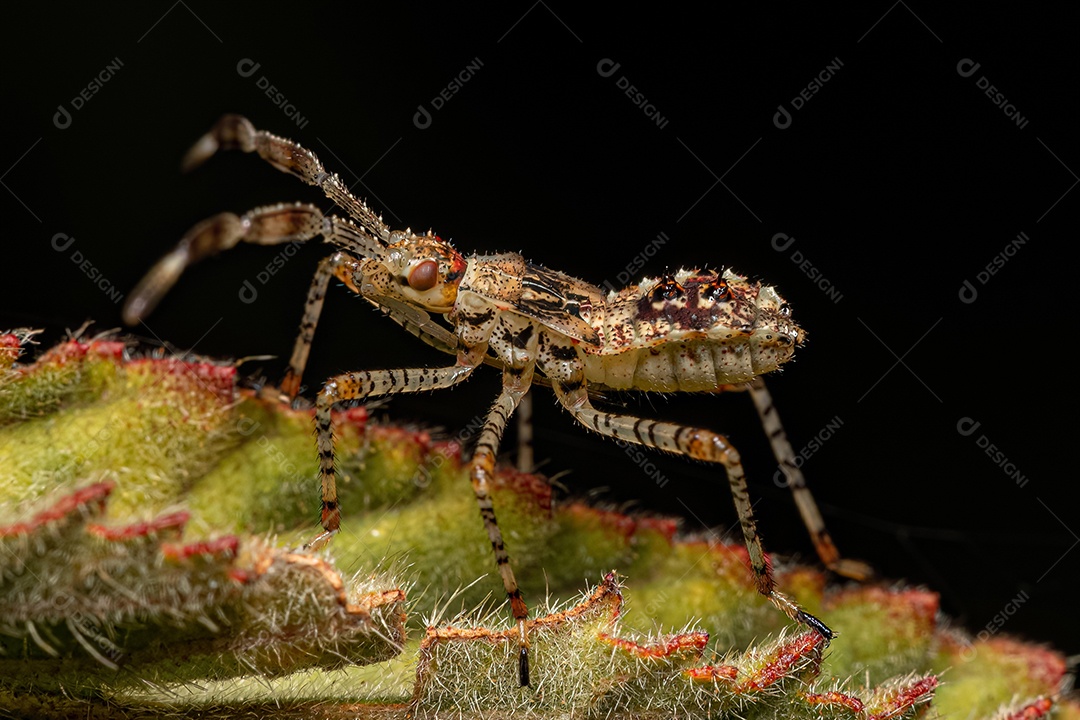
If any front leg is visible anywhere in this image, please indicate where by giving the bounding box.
[308,348,483,549]
[280,252,352,400]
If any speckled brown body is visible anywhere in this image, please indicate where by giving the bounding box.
[124,114,841,690]
[455,259,803,394]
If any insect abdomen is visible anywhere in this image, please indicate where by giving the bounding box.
[584,339,761,392]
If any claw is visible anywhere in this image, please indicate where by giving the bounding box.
[518,645,530,687]
[796,609,835,644]
[518,617,530,687]
[304,528,337,552]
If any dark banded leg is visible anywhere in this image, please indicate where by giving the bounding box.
[552,380,834,643]
[309,353,481,549]
[470,368,531,685]
[515,391,535,473]
[280,252,357,400]
[284,259,469,400]
[747,378,872,580]
[123,200,382,326]
[182,114,391,242]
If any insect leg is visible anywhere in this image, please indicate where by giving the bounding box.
[280,252,354,400]
[372,295,541,380]
[123,202,381,326]
[469,366,534,685]
[309,348,484,550]
[365,295,463,357]
[182,114,390,243]
[287,282,471,400]
[747,378,873,581]
[515,392,535,473]
[551,380,834,642]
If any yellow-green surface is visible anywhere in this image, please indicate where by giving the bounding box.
[0,332,1071,718]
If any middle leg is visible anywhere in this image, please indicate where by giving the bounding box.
[468,366,533,686]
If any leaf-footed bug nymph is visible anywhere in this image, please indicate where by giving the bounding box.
[124,115,869,687]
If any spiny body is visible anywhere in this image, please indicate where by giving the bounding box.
[124,115,849,690]
[358,235,804,396]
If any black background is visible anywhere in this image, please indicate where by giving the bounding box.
[2,4,1076,657]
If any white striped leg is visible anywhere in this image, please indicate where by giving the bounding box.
[552,381,834,642]
[747,378,873,580]
[182,114,390,242]
[309,356,480,549]
[469,370,532,685]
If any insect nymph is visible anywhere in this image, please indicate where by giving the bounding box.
[125,115,857,687]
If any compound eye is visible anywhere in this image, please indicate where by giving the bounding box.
[408,260,439,291]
